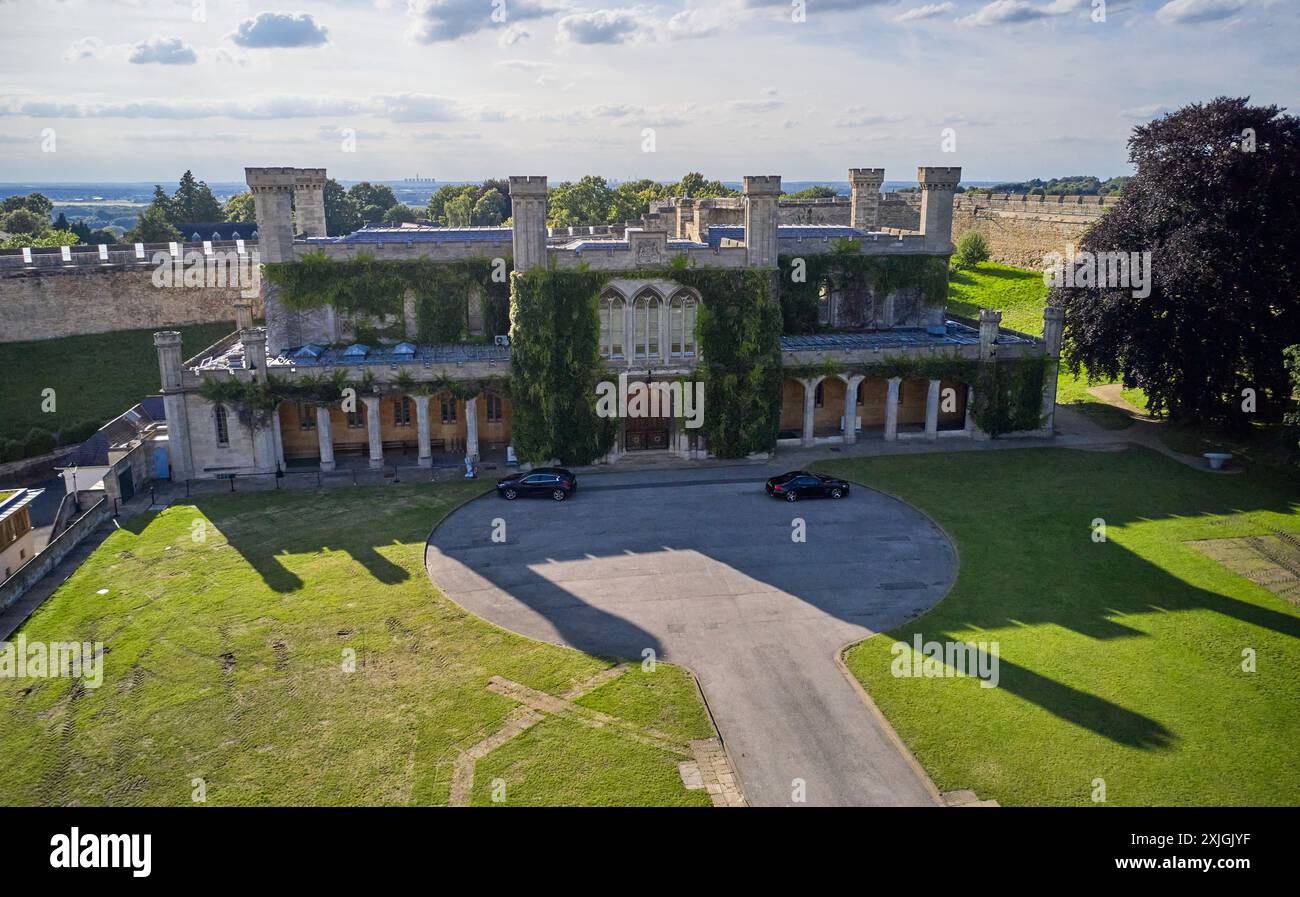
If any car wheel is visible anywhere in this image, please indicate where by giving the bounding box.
[503,488,518,500]
[552,489,567,502]
[786,491,798,502]
[830,488,843,499]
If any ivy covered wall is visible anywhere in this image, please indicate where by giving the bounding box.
[777,245,949,335]
[263,252,510,344]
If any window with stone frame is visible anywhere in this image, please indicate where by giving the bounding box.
[600,292,625,359]
[440,395,457,425]
[485,393,503,423]
[393,396,413,427]
[670,292,697,356]
[814,381,824,408]
[298,402,316,431]
[347,408,365,429]
[214,405,230,446]
[633,291,661,358]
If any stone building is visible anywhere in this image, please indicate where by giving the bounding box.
[153,164,1062,480]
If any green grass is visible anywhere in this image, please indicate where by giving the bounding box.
[818,448,1300,806]
[0,322,234,443]
[0,482,714,806]
[948,262,1142,427]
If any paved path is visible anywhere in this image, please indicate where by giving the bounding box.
[426,473,956,806]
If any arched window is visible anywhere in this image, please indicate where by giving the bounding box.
[599,291,625,359]
[670,292,697,357]
[214,405,230,446]
[633,291,661,359]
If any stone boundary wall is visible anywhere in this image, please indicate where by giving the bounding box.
[0,266,257,343]
[949,193,1113,269]
[0,497,110,617]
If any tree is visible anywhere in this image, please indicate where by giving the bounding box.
[547,175,614,227]
[784,186,839,199]
[1,229,78,249]
[472,188,508,226]
[2,192,53,218]
[673,172,736,199]
[382,204,418,225]
[53,212,70,231]
[952,231,990,269]
[224,191,257,223]
[125,204,182,244]
[347,182,398,224]
[1056,97,1300,428]
[1,208,47,235]
[444,193,474,228]
[324,178,360,236]
[171,170,224,223]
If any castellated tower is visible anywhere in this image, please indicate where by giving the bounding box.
[917,166,961,253]
[848,168,885,230]
[742,175,781,268]
[153,330,193,481]
[509,176,548,272]
[246,166,333,354]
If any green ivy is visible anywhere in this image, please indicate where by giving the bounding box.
[508,269,618,465]
[263,253,511,344]
[776,248,949,335]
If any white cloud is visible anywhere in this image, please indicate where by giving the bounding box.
[895,2,957,22]
[406,0,553,43]
[556,9,644,44]
[499,23,531,46]
[1155,0,1247,24]
[230,12,330,48]
[64,37,105,62]
[1118,103,1173,119]
[128,37,198,65]
[730,99,784,113]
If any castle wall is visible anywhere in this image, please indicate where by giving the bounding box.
[0,267,256,344]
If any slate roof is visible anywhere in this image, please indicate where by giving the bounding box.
[706,224,873,248]
[303,226,512,245]
[269,342,511,367]
[779,320,1036,352]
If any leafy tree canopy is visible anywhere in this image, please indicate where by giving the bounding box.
[224,191,257,224]
[1055,96,1300,427]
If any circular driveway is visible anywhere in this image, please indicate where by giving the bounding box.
[426,472,956,807]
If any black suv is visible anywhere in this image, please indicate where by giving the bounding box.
[496,467,578,501]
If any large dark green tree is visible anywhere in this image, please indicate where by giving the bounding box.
[323,178,360,236]
[1056,97,1300,427]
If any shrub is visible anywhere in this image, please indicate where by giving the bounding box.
[953,232,990,270]
[0,439,24,463]
[57,419,102,446]
[23,427,57,458]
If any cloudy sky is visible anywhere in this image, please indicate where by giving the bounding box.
[0,0,1295,184]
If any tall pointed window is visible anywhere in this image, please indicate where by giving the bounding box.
[600,292,625,359]
[634,292,661,359]
[670,292,697,357]
[214,405,230,447]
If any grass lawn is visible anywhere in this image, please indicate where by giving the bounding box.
[0,481,713,806]
[0,322,234,444]
[948,263,1140,428]
[818,447,1300,806]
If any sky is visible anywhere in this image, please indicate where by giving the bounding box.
[0,0,1296,184]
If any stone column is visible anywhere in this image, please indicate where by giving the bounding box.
[979,309,1002,361]
[800,377,821,448]
[884,377,901,441]
[233,298,254,331]
[316,404,335,471]
[1040,305,1065,434]
[848,168,884,231]
[271,407,285,472]
[508,176,548,272]
[964,386,976,435]
[842,375,864,445]
[242,326,269,383]
[292,169,327,237]
[414,394,432,468]
[742,175,781,268]
[917,166,961,253]
[153,330,193,481]
[363,395,383,469]
[464,395,480,462]
[247,167,298,356]
[925,379,941,440]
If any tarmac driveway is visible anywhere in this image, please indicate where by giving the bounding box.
[425,473,957,806]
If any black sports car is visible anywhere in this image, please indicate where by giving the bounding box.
[496,467,578,501]
[765,471,851,502]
